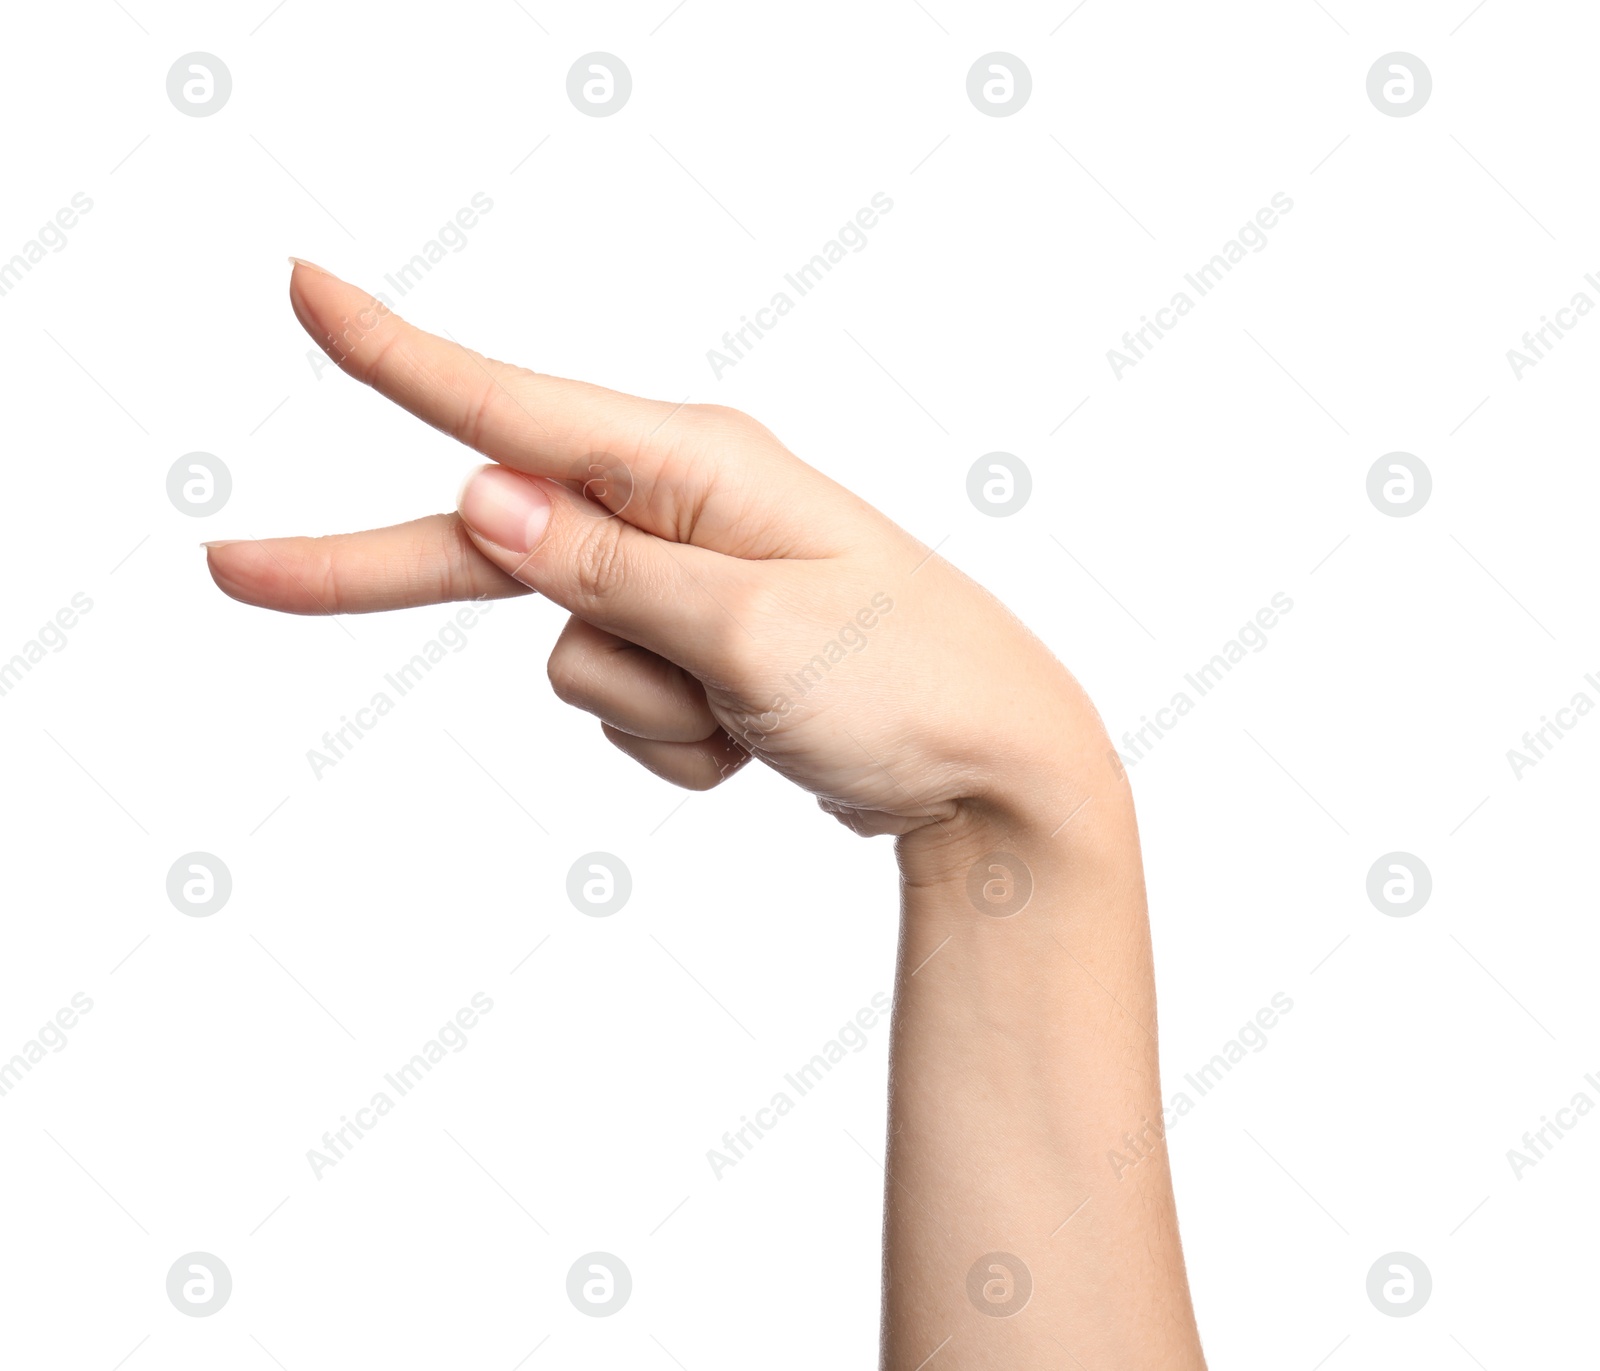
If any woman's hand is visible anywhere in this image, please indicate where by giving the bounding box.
[209,262,1113,858]
[208,261,1204,1369]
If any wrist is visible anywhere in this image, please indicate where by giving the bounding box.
[895,733,1142,910]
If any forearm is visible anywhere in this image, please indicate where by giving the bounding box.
[882,744,1205,1369]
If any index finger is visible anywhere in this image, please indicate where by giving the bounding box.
[289,259,680,489]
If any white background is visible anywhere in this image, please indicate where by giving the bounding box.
[0,1,1594,1365]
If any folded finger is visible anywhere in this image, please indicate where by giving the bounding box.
[548,617,719,742]
[601,723,750,791]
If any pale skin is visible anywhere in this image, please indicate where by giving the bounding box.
[207,261,1208,1368]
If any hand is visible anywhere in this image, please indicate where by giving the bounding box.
[209,262,1203,1367]
[209,262,1111,854]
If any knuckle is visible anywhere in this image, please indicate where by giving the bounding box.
[441,517,483,602]
[570,519,629,607]
[545,640,588,707]
[689,403,770,444]
[313,544,351,613]
[342,314,402,384]
[694,614,750,678]
[688,402,744,426]
[456,375,501,452]
[706,578,776,668]
[722,574,777,626]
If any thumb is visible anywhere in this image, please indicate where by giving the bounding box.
[457,464,751,676]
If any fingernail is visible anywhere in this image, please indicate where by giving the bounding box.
[288,256,331,276]
[459,466,552,554]
[201,540,242,549]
